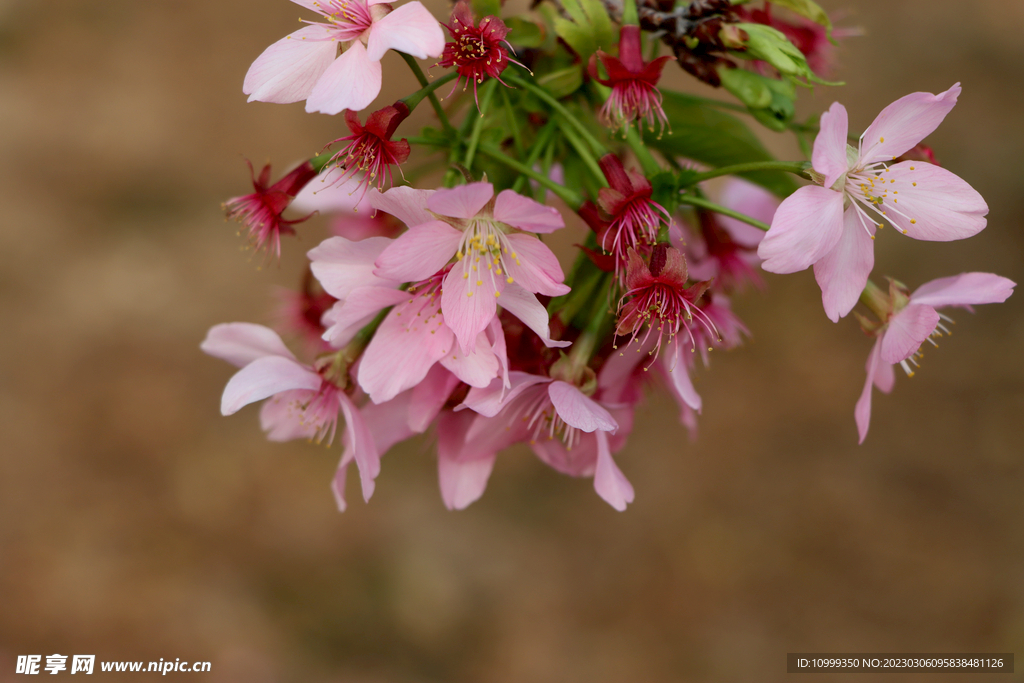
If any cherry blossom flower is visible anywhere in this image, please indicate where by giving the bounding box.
[243,0,445,115]
[459,372,635,511]
[757,84,989,322]
[589,25,672,135]
[291,170,400,240]
[855,273,1014,443]
[320,103,412,198]
[224,160,317,259]
[438,2,520,103]
[200,323,380,500]
[372,183,571,352]
[615,244,716,362]
[578,155,672,277]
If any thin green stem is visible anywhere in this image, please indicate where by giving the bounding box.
[624,125,661,177]
[400,53,454,133]
[463,79,498,171]
[477,143,583,208]
[559,121,607,187]
[687,161,810,184]
[401,71,458,112]
[511,120,558,194]
[679,194,771,231]
[502,87,526,161]
[506,73,608,156]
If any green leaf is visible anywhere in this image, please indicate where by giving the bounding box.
[719,68,772,109]
[471,0,501,21]
[734,23,808,78]
[648,90,797,196]
[761,0,832,35]
[552,0,615,60]
[536,64,584,98]
[506,16,545,49]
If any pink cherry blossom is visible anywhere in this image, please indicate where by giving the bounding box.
[854,273,1014,443]
[758,84,989,322]
[243,0,445,115]
[372,183,571,353]
[200,322,381,501]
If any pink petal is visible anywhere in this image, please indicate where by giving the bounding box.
[855,339,884,444]
[486,316,511,390]
[813,101,851,189]
[548,381,618,433]
[860,84,961,165]
[427,182,493,219]
[339,393,381,502]
[503,233,571,296]
[260,389,320,441]
[493,190,565,233]
[661,343,701,413]
[497,284,571,348]
[331,449,355,512]
[593,431,634,511]
[879,304,940,364]
[409,365,461,432]
[718,178,776,248]
[308,236,398,299]
[531,436,597,477]
[813,207,875,323]
[374,220,461,282]
[757,185,846,274]
[437,411,496,510]
[292,172,373,214]
[360,391,416,454]
[369,186,436,228]
[356,300,455,403]
[880,162,988,241]
[440,331,500,387]
[201,323,296,368]
[365,1,445,61]
[321,286,411,348]
[243,25,338,104]
[461,371,550,417]
[305,41,381,115]
[441,260,500,354]
[221,356,321,415]
[911,272,1016,308]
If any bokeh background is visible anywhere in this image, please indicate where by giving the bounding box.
[1,0,1023,681]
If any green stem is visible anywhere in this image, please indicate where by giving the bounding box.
[511,120,558,195]
[400,53,454,133]
[463,79,498,171]
[688,161,810,184]
[624,125,661,176]
[401,71,458,112]
[859,279,889,320]
[477,143,583,208]
[502,87,526,162]
[311,151,334,174]
[559,121,607,187]
[679,194,771,231]
[506,73,609,156]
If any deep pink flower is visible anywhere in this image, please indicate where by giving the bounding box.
[223,160,317,259]
[372,183,571,352]
[616,245,715,362]
[588,25,672,135]
[579,155,672,277]
[438,2,520,103]
[243,0,445,114]
[855,273,1014,443]
[758,84,989,322]
[320,103,412,198]
[459,372,635,511]
[200,322,380,500]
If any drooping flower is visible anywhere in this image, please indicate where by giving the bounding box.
[589,25,673,135]
[372,183,571,352]
[438,1,520,103]
[319,103,412,198]
[223,160,317,259]
[616,244,716,362]
[243,0,445,115]
[200,322,381,500]
[854,273,1014,443]
[459,372,635,511]
[757,84,989,322]
[578,155,672,278]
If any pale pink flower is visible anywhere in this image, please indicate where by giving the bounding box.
[200,322,380,500]
[243,0,445,115]
[758,84,989,322]
[855,273,1014,443]
[372,183,571,353]
[459,372,635,511]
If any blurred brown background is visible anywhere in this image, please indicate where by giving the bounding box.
[1,0,1022,681]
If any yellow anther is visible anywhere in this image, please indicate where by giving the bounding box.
[467,291,474,297]
[476,280,483,286]
[912,182,917,186]
[506,276,514,283]
[494,291,501,297]
[880,137,885,143]
[910,166,915,170]
[910,219,917,224]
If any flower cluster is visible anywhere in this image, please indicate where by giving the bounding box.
[207,0,1013,513]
